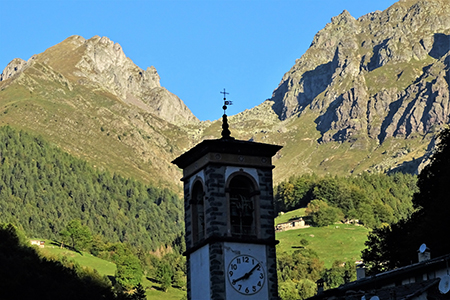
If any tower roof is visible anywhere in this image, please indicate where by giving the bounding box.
[172,138,282,169]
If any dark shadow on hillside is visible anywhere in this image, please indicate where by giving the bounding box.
[291,246,305,249]
[50,240,83,255]
[108,275,116,285]
[368,39,389,72]
[387,157,422,175]
[429,33,450,60]
[0,224,117,300]
[430,33,450,87]
[375,87,425,144]
[146,276,185,291]
[146,277,167,292]
[314,94,344,142]
[146,277,160,284]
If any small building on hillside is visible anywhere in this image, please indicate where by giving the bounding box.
[308,246,450,300]
[30,240,45,248]
[275,218,309,232]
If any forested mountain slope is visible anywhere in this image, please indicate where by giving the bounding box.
[0,126,183,252]
[275,172,417,228]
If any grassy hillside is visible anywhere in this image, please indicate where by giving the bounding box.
[38,241,186,300]
[275,209,370,268]
[275,208,307,226]
[39,240,116,277]
[276,224,369,268]
[0,68,192,190]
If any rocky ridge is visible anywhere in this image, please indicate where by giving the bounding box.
[270,0,450,145]
[1,35,198,126]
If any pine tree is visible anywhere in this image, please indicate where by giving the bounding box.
[132,283,146,300]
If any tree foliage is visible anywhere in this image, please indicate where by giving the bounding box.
[131,283,147,300]
[275,172,417,228]
[157,262,173,292]
[306,200,343,226]
[115,253,143,290]
[322,260,356,289]
[277,248,357,299]
[362,128,450,273]
[0,126,184,253]
[277,248,323,299]
[60,219,92,251]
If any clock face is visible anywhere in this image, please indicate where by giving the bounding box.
[227,254,265,295]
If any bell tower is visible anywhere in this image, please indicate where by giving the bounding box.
[172,92,281,300]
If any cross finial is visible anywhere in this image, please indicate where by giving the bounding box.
[221,88,232,114]
[220,88,234,140]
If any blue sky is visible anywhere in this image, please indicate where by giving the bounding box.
[1,0,397,121]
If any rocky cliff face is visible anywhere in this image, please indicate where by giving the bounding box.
[1,35,198,125]
[271,0,450,145]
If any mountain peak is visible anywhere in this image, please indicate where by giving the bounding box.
[2,35,197,125]
[0,58,27,81]
[269,0,450,149]
[331,10,356,25]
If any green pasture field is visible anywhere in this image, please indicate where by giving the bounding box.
[39,241,116,277]
[36,240,187,300]
[275,208,306,225]
[32,210,368,298]
[275,224,370,268]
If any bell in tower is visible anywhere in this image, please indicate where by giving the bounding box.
[172,91,282,300]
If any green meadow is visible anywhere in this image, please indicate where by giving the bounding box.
[37,241,186,300]
[32,207,370,299]
[275,208,307,225]
[275,224,370,268]
[274,208,370,268]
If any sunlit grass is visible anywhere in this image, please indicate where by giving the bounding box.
[276,224,369,268]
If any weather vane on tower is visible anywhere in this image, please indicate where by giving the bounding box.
[220,88,234,139]
[221,88,233,114]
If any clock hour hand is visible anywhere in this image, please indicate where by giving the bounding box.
[232,263,260,285]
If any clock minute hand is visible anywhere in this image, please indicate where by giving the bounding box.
[247,263,260,276]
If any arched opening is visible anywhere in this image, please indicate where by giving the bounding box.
[228,175,258,237]
[191,180,205,243]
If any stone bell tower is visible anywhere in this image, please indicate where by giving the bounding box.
[172,92,281,300]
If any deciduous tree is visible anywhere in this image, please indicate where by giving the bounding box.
[60,219,92,251]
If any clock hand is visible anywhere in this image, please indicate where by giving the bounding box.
[232,263,260,285]
[247,263,260,276]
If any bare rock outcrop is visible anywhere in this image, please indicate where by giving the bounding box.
[269,0,450,145]
[2,35,198,125]
[0,58,28,81]
[73,35,198,125]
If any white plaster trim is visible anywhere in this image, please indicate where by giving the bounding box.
[190,245,210,300]
[225,166,259,187]
[189,169,205,193]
